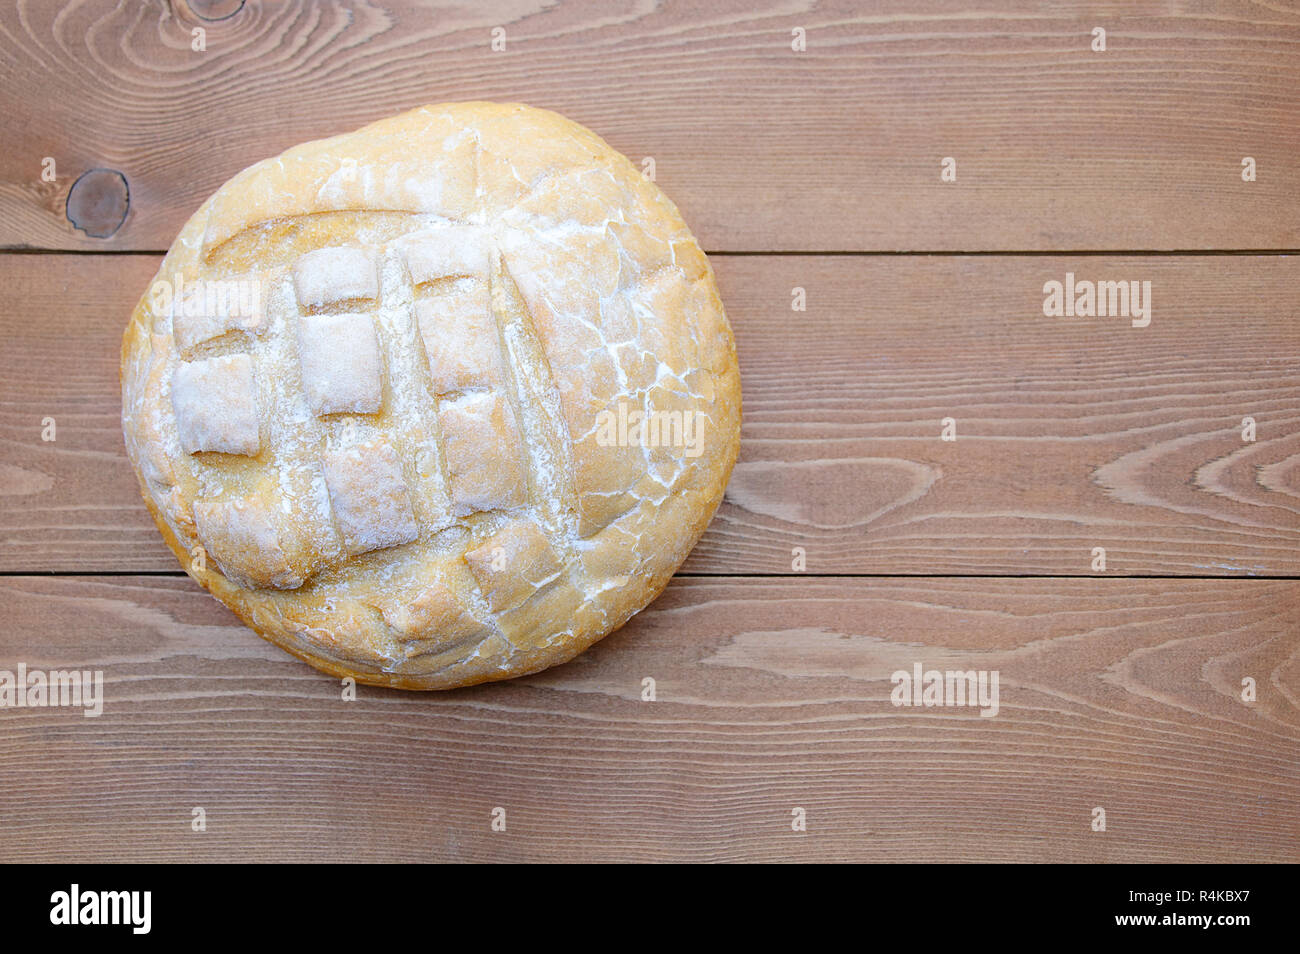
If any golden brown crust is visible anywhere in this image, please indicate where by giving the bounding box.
[121,102,741,689]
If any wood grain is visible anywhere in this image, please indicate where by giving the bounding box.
[1,0,1296,867]
[1,0,1298,252]
[2,253,1295,576]
[0,575,1294,863]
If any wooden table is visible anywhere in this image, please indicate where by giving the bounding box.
[1,0,1296,863]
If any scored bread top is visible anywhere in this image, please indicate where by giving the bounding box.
[120,102,741,689]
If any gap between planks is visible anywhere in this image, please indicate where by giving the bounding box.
[3,248,1300,256]
[0,571,1296,581]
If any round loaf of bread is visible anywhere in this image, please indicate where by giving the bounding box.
[120,102,741,689]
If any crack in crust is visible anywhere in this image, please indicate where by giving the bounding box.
[121,102,741,689]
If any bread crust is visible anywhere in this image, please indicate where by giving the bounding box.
[121,102,741,689]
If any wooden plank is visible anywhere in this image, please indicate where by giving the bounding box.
[1,0,1298,252]
[2,253,1296,576]
[0,575,1294,862]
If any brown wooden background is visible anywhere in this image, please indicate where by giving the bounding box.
[1,0,1297,862]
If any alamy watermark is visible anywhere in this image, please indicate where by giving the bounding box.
[150,272,263,320]
[890,662,999,717]
[50,884,150,934]
[1043,271,1151,327]
[594,399,705,458]
[0,664,103,717]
